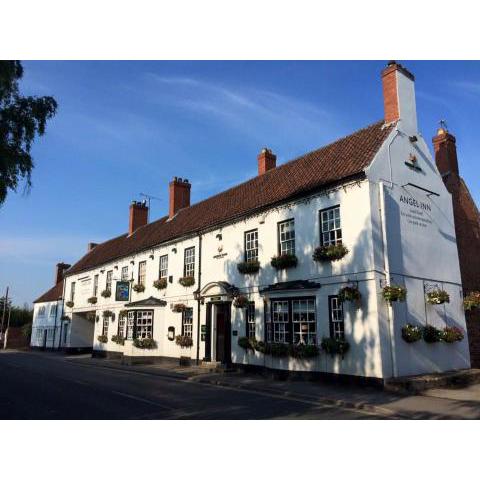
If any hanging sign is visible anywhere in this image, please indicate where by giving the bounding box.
[115,281,130,302]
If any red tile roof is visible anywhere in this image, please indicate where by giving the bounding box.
[66,120,393,276]
[33,281,63,304]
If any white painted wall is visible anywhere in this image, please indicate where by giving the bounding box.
[31,300,64,349]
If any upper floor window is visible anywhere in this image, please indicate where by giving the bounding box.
[184,247,195,278]
[106,271,112,292]
[38,306,46,317]
[278,219,295,255]
[70,282,75,302]
[182,308,193,338]
[138,261,146,286]
[246,302,256,339]
[121,266,129,281]
[49,304,57,318]
[159,255,168,279]
[329,296,344,340]
[93,275,99,296]
[244,229,258,262]
[320,206,342,246]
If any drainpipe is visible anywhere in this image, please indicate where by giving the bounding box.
[195,233,202,365]
[54,277,67,351]
[386,126,400,187]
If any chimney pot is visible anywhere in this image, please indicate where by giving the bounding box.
[169,177,191,219]
[55,262,70,285]
[257,148,277,175]
[87,242,98,252]
[129,200,149,235]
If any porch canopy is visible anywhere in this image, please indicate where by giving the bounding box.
[124,296,167,307]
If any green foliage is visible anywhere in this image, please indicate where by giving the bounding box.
[426,289,450,305]
[134,338,157,349]
[321,337,350,358]
[441,326,464,343]
[233,295,249,308]
[97,335,108,343]
[178,276,195,287]
[289,343,320,359]
[401,324,422,343]
[237,260,261,274]
[111,334,125,345]
[65,301,74,308]
[422,325,442,343]
[238,336,254,350]
[175,335,193,348]
[313,244,349,262]
[87,296,97,304]
[153,278,167,290]
[0,61,57,204]
[264,342,290,357]
[338,286,361,303]
[270,253,298,270]
[21,322,32,339]
[100,289,111,298]
[132,283,145,292]
[382,285,407,303]
[0,297,32,327]
[464,291,480,311]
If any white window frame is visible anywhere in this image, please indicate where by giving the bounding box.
[292,299,316,345]
[121,266,129,281]
[246,302,256,339]
[272,300,290,343]
[49,304,57,318]
[93,274,99,296]
[159,255,168,279]
[320,206,342,246]
[184,247,195,278]
[329,296,345,340]
[70,282,75,302]
[278,219,295,255]
[182,308,193,338]
[135,310,153,339]
[106,271,112,292]
[102,317,109,337]
[38,306,46,317]
[245,229,258,262]
[138,261,146,286]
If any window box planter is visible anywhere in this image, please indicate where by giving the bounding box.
[289,343,320,359]
[178,276,195,287]
[401,324,423,343]
[253,340,266,353]
[87,296,97,305]
[172,303,187,313]
[338,286,361,303]
[264,342,290,357]
[426,289,450,305]
[97,335,108,344]
[237,260,261,274]
[103,310,114,318]
[442,326,464,343]
[233,295,249,308]
[65,301,74,308]
[61,315,70,321]
[133,338,157,349]
[132,283,145,293]
[111,334,125,345]
[422,325,442,343]
[382,285,407,303]
[119,309,128,318]
[464,291,480,311]
[238,336,256,351]
[101,289,111,298]
[321,337,350,358]
[153,278,168,290]
[175,335,193,348]
[270,254,298,270]
[313,244,349,262]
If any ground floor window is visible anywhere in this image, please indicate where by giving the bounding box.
[35,329,44,344]
[102,317,109,337]
[127,312,135,340]
[182,308,193,337]
[118,314,126,338]
[329,296,344,340]
[292,299,316,344]
[246,302,255,339]
[126,310,154,340]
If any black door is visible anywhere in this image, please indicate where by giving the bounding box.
[42,330,47,350]
[215,304,231,364]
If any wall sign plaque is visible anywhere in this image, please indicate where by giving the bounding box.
[115,281,130,302]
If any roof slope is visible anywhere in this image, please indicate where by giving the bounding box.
[67,120,393,276]
[33,281,63,304]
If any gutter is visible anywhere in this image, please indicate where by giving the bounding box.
[195,232,202,366]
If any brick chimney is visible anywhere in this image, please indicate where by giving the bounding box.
[129,200,148,235]
[55,262,70,285]
[258,148,276,175]
[169,177,191,219]
[433,125,459,176]
[381,61,417,134]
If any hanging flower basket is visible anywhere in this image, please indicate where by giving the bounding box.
[264,342,290,357]
[464,291,480,311]
[87,296,97,305]
[101,289,111,298]
[442,326,464,343]
[238,336,256,351]
[132,283,145,293]
[134,338,157,349]
[153,278,168,290]
[313,244,349,262]
[175,335,193,348]
[289,343,320,359]
[321,337,350,358]
[237,260,261,274]
[253,340,266,353]
[382,285,407,303]
[338,286,361,303]
[61,315,71,321]
[270,253,298,270]
[97,335,108,344]
[233,295,249,308]
[172,303,187,313]
[111,334,125,345]
[178,276,195,287]
[103,310,114,318]
[426,289,450,305]
[119,309,128,318]
[65,301,74,308]
[401,324,423,343]
[422,325,442,343]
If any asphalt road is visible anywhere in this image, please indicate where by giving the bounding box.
[0,350,384,419]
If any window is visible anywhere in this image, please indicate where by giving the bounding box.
[118,314,126,338]
[271,298,317,345]
[184,247,195,278]
[320,206,342,246]
[38,306,46,317]
[182,308,193,338]
[159,255,168,279]
[278,219,295,255]
[244,229,258,262]
[127,312,135,340]
[106,271,112,292]
[138,261,146,286]
[121,266,129,281]
[102,317,109,337]
[329,296,345,340]
[246,302,256,339]
[292,299,316,345]
[93,275,99,296]
[70,282,75,302]
[47,328,54,340]
[49,304,57,318]
[136,310,153,339]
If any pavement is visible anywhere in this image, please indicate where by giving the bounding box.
[1,349,480,419]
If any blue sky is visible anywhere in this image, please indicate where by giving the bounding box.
[1,60,479,306]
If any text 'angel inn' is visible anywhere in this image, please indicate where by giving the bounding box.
[32,62,472,381]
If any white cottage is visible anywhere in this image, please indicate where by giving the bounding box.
[61,62,470,381]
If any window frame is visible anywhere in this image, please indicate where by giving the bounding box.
[328,295,345,340]
[181,307,194,338]
[93,274,99,296]
[106,271,113,292]
[183,247,195,278]
[121,266,129,281]
[138,260,146,286]
[38,306,46,317]
[126,309,154,340]
[246,302,256,339]
[70,282,76,302]
[319,205,342,247]
[159,254,168,279]
[244,229,259,263]
[49,304,57,318]
[277,218,296,256]
[102,317,109,337]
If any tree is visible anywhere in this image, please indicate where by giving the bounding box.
[0,60,57,205]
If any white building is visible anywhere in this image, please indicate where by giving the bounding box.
[61,62,470,381]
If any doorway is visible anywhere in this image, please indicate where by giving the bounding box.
[205,302,231,364]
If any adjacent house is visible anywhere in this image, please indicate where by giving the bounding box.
[59,62,471,380]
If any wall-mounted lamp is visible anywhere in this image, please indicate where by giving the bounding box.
[114,265,118,270]
[172,247,177,254]
[216,233,222,241]
[149,254,154,259]
[100,269,105,274]
[409,135,418,143]
[130,260,135,265]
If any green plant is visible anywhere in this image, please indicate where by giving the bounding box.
[401,324,423,343]
[442,326,464,343]
[175,335,194,348]
[426,289,450,305]
[97,335,108,343]
[153,278,168,290]
[87,296,97,304]
[119,309,128,318]
[321,337,350,358]
[264,342,290,357]
[65,301,74,308]
[422,325,442,343]
[253,340,266,353]
[382,285,407,303]
[101,289,111,298]
[338,286,361,303]
[103,310,114,318]
[289,343,320,359]
[313,244,349,262]
[111,334,125,345]
[237,260,261,274]
[238,336,256,351]
[21,322,32,339]
[270,253,298,270]
[132,283,145,293]
[61,314,70,321]
[464,291,480,311]
[172,303,187,313]
[133,338,157,349]
[233,295,249,308]
[178,276,195,287]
